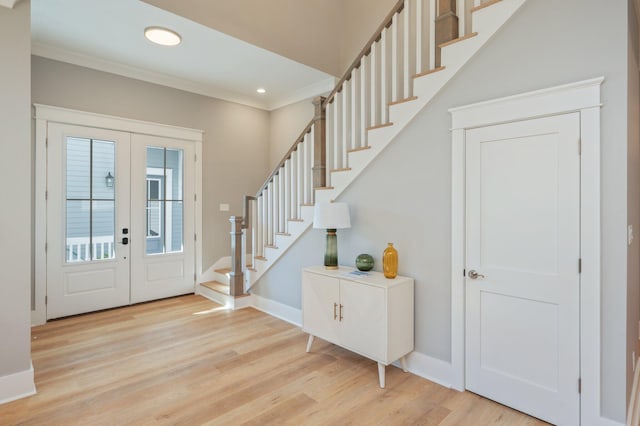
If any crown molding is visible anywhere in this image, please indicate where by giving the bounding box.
[32,42,334,111]
[0,0,21,9]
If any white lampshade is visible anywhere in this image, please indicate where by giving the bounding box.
[313,202,351,229]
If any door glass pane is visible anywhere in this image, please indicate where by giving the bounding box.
[166,148,183,200]
[146,146,184,255]
[65,137,116,263]
[66,137,90,199]
[66,200,90,262]
[92,201,115,260]
[166,201,183,253]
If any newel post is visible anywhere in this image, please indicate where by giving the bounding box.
[229,216,244,296]
[312,96,327,189]
[435,0,459,67]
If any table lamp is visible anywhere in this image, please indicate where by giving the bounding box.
[313,202,351,269]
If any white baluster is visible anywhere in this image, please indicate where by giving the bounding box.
[415,0,424,75]
[360,57,370,147]
[403,0,413,98]
[457,0,466,37]
[391,12,402,102]
[380,28,389,123]
[308,131,315,203]
[296,139,305,218]
[282,162,289,233]
[429,0,436,70]
[370,41,379,127]
[301,136,309,205]
[333,96,342,170]
[290,150,298,219]
[341,80,350,165]
[265,184,272,247]
[350,69,359,150]
[325,102,334,184]
[256,195,263,257]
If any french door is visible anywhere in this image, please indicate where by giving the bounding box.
[46,124,195,319]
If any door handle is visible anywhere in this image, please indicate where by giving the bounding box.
[339,304,343,322]
[468,270,485,280]
[333,302,338,320]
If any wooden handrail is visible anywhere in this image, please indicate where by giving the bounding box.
[322,0,406,109]
[255,118,315,196]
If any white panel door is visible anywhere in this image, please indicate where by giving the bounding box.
[130,134,195,303]
[465,113,581,425]
[47,124,131,319]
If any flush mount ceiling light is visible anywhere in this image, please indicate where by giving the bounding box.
[256,88,266,94]
[144,26,181,46]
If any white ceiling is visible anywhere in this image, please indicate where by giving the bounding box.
[31,0,336,111]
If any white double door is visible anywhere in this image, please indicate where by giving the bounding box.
[46,123,195,319]
[464,113,581,425]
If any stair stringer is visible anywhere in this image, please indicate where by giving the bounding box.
[246,0,527,291]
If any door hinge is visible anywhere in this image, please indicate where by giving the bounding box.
[194,233,197,242]
[578,378,581,393]
[45,190,48,200]
[463,269,466,277]
[578,258,582,273]
[194,273,197,282]
[45,295,48,305]
[578,139,582,155]
[194,194,197,202]
[194,153,197,162]
[45,242,48,252]
[45,137,48,148]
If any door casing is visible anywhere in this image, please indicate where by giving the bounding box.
[34,104,203,325]
[449,77,604,424]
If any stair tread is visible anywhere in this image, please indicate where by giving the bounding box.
[367,122,394,131]
[200,280,230,295]
[265,244,278,249]
[275,232,291,236]
[255,256,268,261]
[331,167,352,173]
[414,66,446,79]
[288,218,304,222]
[348,146,371,153]
[389,96,417,106]
[438,32,478,49]
[315,186,334,190]
[214,268,231,275]
[471,0,501,13]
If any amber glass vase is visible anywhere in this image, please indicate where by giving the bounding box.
[383,243,398,278]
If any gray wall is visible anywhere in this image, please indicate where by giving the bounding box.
[0,1,32,378]
[32,56,271,270]
[268,98,314,167]
[253,0,631,421]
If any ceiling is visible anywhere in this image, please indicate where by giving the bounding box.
[31,0,336,111]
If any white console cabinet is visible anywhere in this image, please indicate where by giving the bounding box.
[302,266,414,388]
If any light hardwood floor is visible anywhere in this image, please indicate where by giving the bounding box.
[1,295,548,425]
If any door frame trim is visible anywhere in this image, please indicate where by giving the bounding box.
[449,77,605,424]
[33,104,204,326]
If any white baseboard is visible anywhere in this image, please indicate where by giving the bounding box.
[628,356,640,426]
[0,362,36,405]
[392,351,454,389]
[250,293,302,327]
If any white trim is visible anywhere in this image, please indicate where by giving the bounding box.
[393,351,454,389]
[628,357,640,426]
[32,45,334,112]
[449,77,605,424]
[250,293,302,326]
[33,104,203,142]
[0,363,36,405]
[32,104,204,325]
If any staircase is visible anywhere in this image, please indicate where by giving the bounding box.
[199,0,527,302]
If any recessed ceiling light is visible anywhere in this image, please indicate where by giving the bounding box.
[257,88,266,94]
[144,26,182,46]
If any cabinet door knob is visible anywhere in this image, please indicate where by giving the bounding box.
[339,304,344,322]
[334,302,338,320]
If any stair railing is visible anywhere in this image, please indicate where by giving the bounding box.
[232,0,485,291]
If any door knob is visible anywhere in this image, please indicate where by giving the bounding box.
[468,270,485,280]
